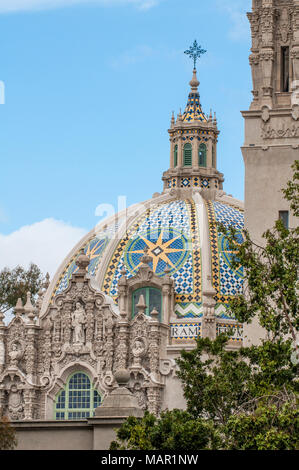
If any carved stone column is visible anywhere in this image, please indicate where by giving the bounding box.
[52,307,62,358]
[249,53,260,106]
[24,293,38,384]
[63,300,72,345]
[0,312,5,375]
[147,386,161,416]
[118,267,128,316]
[201,276,217,340]
[260,50,275,106]
[103,306,114,372]
[42,322,52,375]
[24,388,36,421]
[115,317,129,371]
[25,329,37,383]
[85,300,95,347]
[162,266,174,324]
[291,47,299,99]
[0,389,5,416]
[148,308,160,377]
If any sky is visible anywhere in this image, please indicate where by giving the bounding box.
[0,0,252,278]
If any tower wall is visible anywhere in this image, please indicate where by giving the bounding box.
[242,0,299,243]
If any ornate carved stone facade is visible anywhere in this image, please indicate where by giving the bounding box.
[0,251,178,421]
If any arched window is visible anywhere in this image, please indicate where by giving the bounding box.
[132,287,162,320]
[54,372,102,420]
[183,143,192,167]
[174,145,178,167]
[198,143,207,167]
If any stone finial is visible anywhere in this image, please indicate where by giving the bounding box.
[136,294,147,315]
[189,68,200,92]
[94,368,143,419]
[140,247,152,266]
[171,111,175,128]
[213,112,217,126]
[24,292,35,322]
[150,307,159,322]
[118,266,128,286]
[75,249,90,274]
[114,369,130,387]
[14,298,24,317]
[43,272,50,290]
[164,264,171,277]
[162,264,172,286]
[0,310,5,326]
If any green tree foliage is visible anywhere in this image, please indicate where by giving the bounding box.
[176,335,253,424]
[226,160,298,345]
[0,416,17,450]
[109,162,299,450]
[110,409,220,451]
[225,394,299,450]
[0,264,45,314]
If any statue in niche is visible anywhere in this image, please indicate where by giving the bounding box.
[71,302,86,345]
[9,343,22,368]
[132,338,146,367]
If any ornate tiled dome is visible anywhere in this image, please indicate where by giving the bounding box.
[41,63,245,344]
[43,193,244,332]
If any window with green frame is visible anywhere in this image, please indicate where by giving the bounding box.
[183,143,192,166]
[54,372,102,420]
[174,144,178,167]
[199,143,207,167]
[132,287,162,321]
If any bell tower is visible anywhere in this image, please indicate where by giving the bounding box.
[162,41,224,193]
[242,0,299,241]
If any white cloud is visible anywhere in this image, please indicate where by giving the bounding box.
[216,0,251,41]
[0,0,158,13]
[0,218,87,277]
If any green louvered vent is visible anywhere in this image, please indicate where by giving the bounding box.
[199,143,207,167]
[183,143,192,167]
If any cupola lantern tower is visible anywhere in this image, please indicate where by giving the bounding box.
[162,41,224,192]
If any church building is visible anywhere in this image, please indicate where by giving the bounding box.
[0,0,297,450]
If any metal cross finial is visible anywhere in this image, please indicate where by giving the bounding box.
[184,40,207,70]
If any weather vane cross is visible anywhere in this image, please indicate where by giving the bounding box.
[184,40,207,70]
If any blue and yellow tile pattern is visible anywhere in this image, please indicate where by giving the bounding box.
[183,92,207,123]
[102,199,202,310]
[205,201,244,319]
